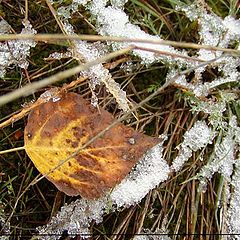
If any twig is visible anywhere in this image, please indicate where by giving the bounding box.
[134,46,206,62]
[24,0,28,21]
[0,34,239,56]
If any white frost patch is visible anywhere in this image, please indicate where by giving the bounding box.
[212,134,235,179]
[46,51,72,60]
[133,227,172,240]
[223,16,240,39]
[0,20,36,78]
[38,197,108,240]
[54,20,130,111]
[171,121,214,172]
[196,116,238,186]
[110,139,170,207]
[90,1,190,66]
[177,2,240,90]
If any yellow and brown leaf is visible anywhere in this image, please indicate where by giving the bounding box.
[24,92,160,199]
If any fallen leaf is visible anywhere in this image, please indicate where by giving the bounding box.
[24,92,160,199]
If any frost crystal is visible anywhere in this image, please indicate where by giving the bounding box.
[133,228,172,240]
[190,99,227,129]
[196,116,238,186]
[39,88,60,103]
[52,19,130,111]
[111,0,128,8]
[0,20,36,78]
[227,160,240,239]
[46,51,72,60]
[110,138,170,207]
[175,2,240,96]
[171,121,214,172]
[38,197,108,239]
[89,1,190,66]
[0,205,10,240]
[59,0,193,67]
[223,16,240,40]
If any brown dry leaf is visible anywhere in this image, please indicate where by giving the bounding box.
[24,92,160,199]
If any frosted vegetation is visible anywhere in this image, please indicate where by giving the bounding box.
[0,0,239,239]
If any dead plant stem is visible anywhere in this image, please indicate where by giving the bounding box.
[0,34,239,56]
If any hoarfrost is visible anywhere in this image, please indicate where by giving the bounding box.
[0,20,36,78]
[179,2,238,49]
[0,205,10,240]
[46,51,72,60]
[53,19,130,111]
[56,0,194,67]
[111,0,128,9]
[171,121,215,172]
[133,228,172,240]
[0,19,11,34]
[223,16,240,40]
[39,88,60,103]
[196,116,238,186]
[227,160,240,239]
[110,137,170,207]
[38,197,108,240]
[175,2,240,96]
[89,1,190,66]
[190,99,227,129]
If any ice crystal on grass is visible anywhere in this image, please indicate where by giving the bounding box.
[223,16,240,39]
[190,98,227,129]
[134,217,172,240]
[175,2,240,97]
[0,20,36,78]
[111,0,128,9]
[196,116,239,186]
[38,197,108,240]
[189,92,239,130]
[0,205,10,240]
[171,56,240,97]
[89,1,190,67]
[48,16,130,111]
[58,0,194,67]
[46,51,72,60]
[39,88,60,103]
[133,228,172,240]
[227,159,240,239]
[0,19,11,34]
[111,138,170,207]
[179,2,239,49]
[171,121,214,172]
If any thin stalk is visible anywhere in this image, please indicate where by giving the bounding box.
[0,146,25,154]
[0,34,240,56]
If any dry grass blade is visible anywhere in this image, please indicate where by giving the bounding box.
[0,34,240,55]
